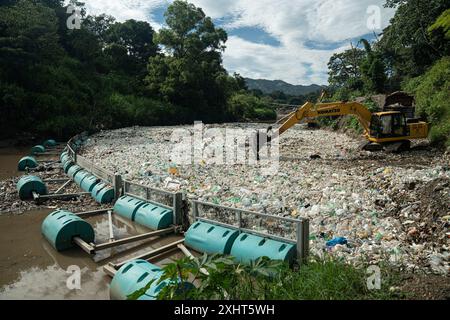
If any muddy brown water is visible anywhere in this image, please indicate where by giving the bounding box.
[0,209,185,300]
[0,147,186,299]
[0,146,31,180]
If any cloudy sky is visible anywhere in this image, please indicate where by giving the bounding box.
[79,0,396,85]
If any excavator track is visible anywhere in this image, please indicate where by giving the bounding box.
[383,140,411,153]
[359,140,412,153]
[360,142,383,152]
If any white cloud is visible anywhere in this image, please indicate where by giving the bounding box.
[78,0,396,85]
[224,36,346,85]
[76,0,167,28]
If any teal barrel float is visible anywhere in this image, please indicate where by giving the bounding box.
[17,156,38,171]
[230,233,296,264]
[185,221,239,255]
[60,153,71,165]
[110,260,193,300]
[91,182,114,204]
[110,260,165,300]
[113,195,146,221]
[41,210,95,251]
[73,170,91,186]
[63,160,74,173]
[43,139,57,148]
[80,175,99,192]
[135,203,173,230]
[60,151,69,162]
[16,175,47,200]
[31,145,45,154]
[67,165,83,179]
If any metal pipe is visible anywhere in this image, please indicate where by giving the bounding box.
[108,210,114,242]
[73,237,95,255]
[93,227,176,251]
[178,244,209,276]
[74,208,114,218]
[103,263,117,277]
[37,192,90,200]
[54,180,71,194]
[43,178,70,183]
[113,239,185,269]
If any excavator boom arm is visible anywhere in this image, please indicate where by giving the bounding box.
[276,101,372,136]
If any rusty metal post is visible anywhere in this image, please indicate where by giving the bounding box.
[173,192,183,226]
[113,174,123,200]
[296,219,310,265]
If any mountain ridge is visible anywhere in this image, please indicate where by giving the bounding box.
[245,78,323,96]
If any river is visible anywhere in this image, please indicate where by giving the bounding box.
[0,147,185,300]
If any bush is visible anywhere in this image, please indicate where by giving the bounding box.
[228,93,276,121]
[254,108,277,121]
[105,93,188,129]
[404,57,450,146]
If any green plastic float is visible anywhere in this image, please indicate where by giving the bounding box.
[43,139,57,148]
[67,165,82,179]
[109,260,193,300]
[16,175,47,200]
[17,156,38,171]
[31,145,45,154]
[91,182,115,204]
[80,175,99,192]
[134,202,173,230]
[113,195,146,221]
[73,170,91,186]
[185,221,239,255]
[110,260,165,300]
[41,210,95,251]
[63,160,74,173]
[230,233,296,264]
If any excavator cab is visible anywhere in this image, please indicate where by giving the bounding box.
[369,112,408,138]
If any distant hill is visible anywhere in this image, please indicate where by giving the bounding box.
[245,78,322,96]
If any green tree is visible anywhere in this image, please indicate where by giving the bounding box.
[379,0,450,80]
[327,47,365,90]
[360,39,387,93]
[404,57,450,146]
[146,0,229,122]
[105,19,158,76]
[428,8,450,39]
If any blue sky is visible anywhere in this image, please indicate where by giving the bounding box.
[78,0,396,85]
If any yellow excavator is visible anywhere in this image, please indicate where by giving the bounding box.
[257,100,429,154]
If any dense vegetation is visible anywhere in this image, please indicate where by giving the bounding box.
[0,0,274,140]
[326,0,449,146]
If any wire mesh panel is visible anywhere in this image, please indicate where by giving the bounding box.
[76,155,115,184]
[124,180,175,209]
[191,200,306,244]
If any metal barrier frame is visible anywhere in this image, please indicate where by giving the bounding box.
[191,199,310,264]
[123,180,184,227]
[70,208,176,255]
[75,154,115,185]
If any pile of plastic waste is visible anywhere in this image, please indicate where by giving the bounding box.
[81,125,450,275]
